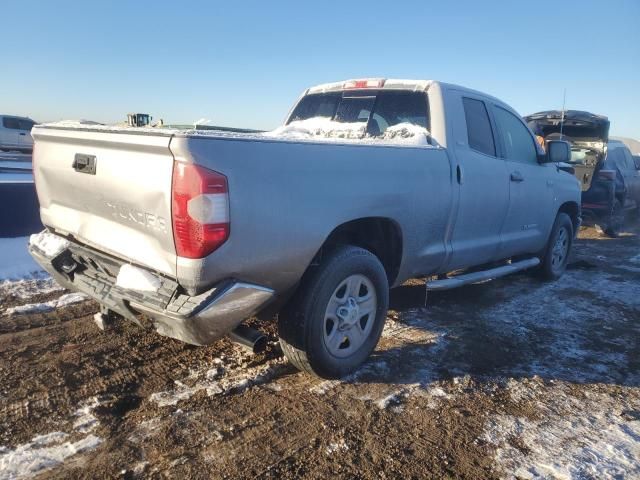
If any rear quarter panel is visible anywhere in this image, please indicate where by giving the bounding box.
[170,135,454,294]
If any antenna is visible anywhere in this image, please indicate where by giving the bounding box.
[559,88,567,138]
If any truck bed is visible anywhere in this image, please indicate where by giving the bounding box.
[32,122,453,294]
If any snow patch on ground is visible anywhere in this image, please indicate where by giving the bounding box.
[0,433,101,480]
[309,311,449,410]
[72,397,101,434]
[5,292,88,315]
[325,439,349,455]
[0,397,104,479]
[0,276,62,301]
[0,237,43,281]
[484,381,640,479]
[476,267,640,384]
[150,357,288,407]
[127,418,163,444]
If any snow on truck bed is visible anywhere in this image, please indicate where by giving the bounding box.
[39,119,433,147]
[264,118,431,146]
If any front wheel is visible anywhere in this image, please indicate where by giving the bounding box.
[538,212,573,280]
[278,245,389,379]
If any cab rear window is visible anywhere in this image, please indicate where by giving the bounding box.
[2,117,35,131]
[288,90,429,136]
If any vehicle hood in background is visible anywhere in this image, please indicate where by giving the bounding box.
[525,110,610,191]
[524,110,609,153]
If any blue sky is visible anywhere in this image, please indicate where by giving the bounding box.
[3,0,639,138]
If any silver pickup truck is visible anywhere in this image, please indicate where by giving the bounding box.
[29,79,580,378]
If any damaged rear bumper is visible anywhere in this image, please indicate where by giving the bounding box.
[28,231,274,346]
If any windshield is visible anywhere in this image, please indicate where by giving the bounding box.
[288,90,429,137]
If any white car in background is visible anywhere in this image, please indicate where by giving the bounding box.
[0,115,36,153]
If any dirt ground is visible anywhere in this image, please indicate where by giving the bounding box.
[0,225,639,479]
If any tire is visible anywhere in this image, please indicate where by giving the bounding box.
[278,245,389,379]
[602,199,624,238]
[538,213,573,281]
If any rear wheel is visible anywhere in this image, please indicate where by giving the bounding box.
[278,245,389,379]
[602,199,624,238]
[539,213,573,280]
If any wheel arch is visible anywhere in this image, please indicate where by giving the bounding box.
[558,201,581,234]
[315,217,403,287]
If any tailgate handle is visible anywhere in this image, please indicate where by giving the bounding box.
[73,154,97,175]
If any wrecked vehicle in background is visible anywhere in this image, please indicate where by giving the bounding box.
[29,79,580,379]
[525,110,640,237]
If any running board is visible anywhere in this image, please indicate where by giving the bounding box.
[427,258,540,291]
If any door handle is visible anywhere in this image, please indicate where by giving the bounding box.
[510,171,524,182]
[456,165,463,184]
[19,133,26,136]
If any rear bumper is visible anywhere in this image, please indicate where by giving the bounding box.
[28,231,274,345]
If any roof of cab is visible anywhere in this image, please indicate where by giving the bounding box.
[306,79,433,94]
[303,79,514,112]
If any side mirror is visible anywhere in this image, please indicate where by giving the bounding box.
[544,140,571,163]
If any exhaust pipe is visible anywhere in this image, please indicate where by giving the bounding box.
[229,324,267,354]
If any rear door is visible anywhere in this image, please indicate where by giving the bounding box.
[446,93,510,270]
[492,105,554,257]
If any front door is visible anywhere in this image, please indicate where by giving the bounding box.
[447,95,510,271]
[492,105,555,257]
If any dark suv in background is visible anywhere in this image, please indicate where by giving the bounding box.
[525,110,640,237]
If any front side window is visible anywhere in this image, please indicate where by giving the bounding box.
[462,97,496,156]
[493,107,538,164]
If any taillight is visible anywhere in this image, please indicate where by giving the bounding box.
[171,162,229,258]
[597,169,616,181]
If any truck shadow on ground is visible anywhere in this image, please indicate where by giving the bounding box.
[347,229,640,390]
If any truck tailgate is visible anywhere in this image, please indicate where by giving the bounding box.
[32,126,177,277]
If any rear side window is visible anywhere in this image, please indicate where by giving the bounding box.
[493,107,538,164]
[462,97,496,156]
[2,117,34,130]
